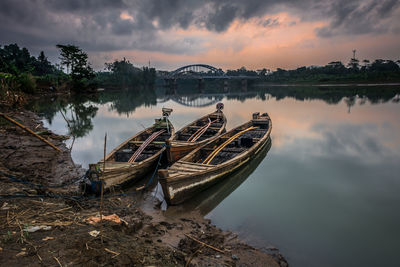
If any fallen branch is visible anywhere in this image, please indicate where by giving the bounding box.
[0,113,62,152]
[104,248,120,258]
[184,234,224,254]
[54,256,63,267]
[185,244,205,267]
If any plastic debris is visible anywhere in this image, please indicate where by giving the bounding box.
[87,214,123,225]
[1,202,9,210]
[24,225,52,233]
[89,230,100,237]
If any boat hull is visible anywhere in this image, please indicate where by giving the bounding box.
[164,139,272,215]
[159,114,272,205]
[160,138,269,205]
[90,148,164,192]
[88,118,174,194]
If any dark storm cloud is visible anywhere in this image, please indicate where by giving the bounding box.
[203,3,239,32]
[0,0,399,57]
[315,0,400,37]
[46,0,127,12]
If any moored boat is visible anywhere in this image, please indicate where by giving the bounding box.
[164,138,272,215]
[87,108,174,193]
[166,103,226,163]
[159,112,272,205]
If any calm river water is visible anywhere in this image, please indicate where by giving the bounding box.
[32,85,400,267]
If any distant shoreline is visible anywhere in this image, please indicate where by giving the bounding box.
[254,82,400,87]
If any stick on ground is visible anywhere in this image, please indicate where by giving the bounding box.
[184,234,225,254]
[0,113,62,152]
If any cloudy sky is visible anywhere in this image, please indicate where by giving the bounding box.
[1,0,399,71]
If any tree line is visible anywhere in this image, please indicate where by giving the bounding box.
[0,43,156,95]
[225,57,400,83]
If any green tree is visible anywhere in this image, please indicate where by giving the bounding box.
[33,51,55,76]
[0,44,36,74]
[103,58,142,87]
[347,50,360,70]
[56,44,95,89]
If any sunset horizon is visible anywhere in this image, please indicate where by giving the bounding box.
[1,0,399,71]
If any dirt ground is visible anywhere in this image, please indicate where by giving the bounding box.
[0,104,288,266]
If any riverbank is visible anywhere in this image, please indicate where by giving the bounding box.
[0,105,287,266]
[254,82,400,87]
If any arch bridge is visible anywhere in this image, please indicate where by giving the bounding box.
[168,64,225,79]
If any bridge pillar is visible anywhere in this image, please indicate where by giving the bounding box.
[223,79,229,92]
[241,79,247,92]
[198,78,205,93]
[165,79,177,94]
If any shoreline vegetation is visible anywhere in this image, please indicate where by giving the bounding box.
[1,43,400,99]
[0,43,157,98]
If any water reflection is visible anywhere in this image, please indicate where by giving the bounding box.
[98,89,157,115]
[26,85,400,141]
[165,138,272,216]
[27,84,400,267]
[27,93,99,139]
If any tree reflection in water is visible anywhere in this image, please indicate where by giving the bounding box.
[25,84,400,142]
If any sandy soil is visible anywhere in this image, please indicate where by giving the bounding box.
[0,105,288,266]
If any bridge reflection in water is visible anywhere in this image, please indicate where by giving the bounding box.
[157,90,269,108]
[157,94,223,108]
[164,137,272,216]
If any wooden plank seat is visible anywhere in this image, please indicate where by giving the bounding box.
[187,125,221,130]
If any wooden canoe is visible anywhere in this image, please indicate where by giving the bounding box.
[166,103,227,163]
[165,138,271,216]
[159,112,272,205]
[88,115,174,193]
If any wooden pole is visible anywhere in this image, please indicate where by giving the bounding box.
[0,113,62,152]
[100,133,106,244]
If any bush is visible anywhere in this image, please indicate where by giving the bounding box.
[17,73,36,93]
[71,78,98,93]
[0,73,18,90]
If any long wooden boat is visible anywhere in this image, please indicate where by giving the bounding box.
[165,138,271,215]
[87,109,174,193]
[166,103,227,163]
[159,112,272,205]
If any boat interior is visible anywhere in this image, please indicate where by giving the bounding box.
[188,116,270,165]
[110,123,173,163]
[175,112,225,142]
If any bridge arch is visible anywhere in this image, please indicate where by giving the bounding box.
[169,64,224,78]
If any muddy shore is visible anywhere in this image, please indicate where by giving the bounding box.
[0,105,287,266]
